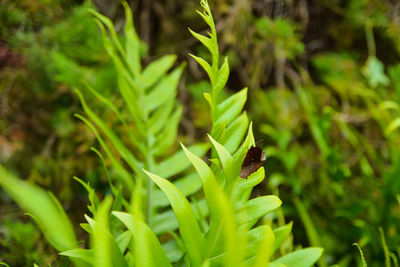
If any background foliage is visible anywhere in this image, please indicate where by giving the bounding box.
[1,0,400,266]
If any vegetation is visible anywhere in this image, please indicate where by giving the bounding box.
[1,0,399,266]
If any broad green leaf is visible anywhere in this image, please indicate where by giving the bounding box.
[273,222,293,252]
[231,167,264,206]
[140,55,177,90]
[236,196,282,225]
[153,105,183,156]
[208,135,238,192]
[181,143,221,225]
[112,211,172,267]
[216,88,247,126]
[92,196,128,267]
[60,249,93,265]
[115,231,132,254]
[214,57,229,96]
[153,173,202,207]
[149,99,174,135]
[144,64,184,114]
[0,165,77,252]
[152,199,208,235]
[144,170,205,266]
[224,113,249,154]
[253,225,275,267]
[154,143,209,178]
[362,56,389,87]
[163,240,184,263]
[273,248,323,267]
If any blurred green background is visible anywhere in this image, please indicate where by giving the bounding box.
[1,0,400,266]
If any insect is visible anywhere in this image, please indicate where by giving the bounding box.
[239,146,266,179]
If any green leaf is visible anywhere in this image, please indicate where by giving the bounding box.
[144,63,184,114]
[144,170,206,266]
[223,113,249,154]
[189,54,213,82]
[189,28,216,59]
[208,135,238,192]
[75,90,141,173]
[216,88,247,126]
[231,167,264,207]
[60,249,93,264]
[236,196,282,224]
[122,1,141,76]
[73,177,99,216]
[148,99,175,135]
[74,114,134,190]
[163,240,184,263]
[140,54,177,90]
[153,105,183,156]
[0,165,77,252]
[273,222,293,252]
[115,231,132,254]
[112,211,172,267]
[154,143,209,178]
[181,143,222,226]
[273,248,323,267]
[152,199,208,235]
[214,57,229,96]
[362,56,389,87]
[91,196,129,267]
[253,225,275,267]
[153,173,202,207]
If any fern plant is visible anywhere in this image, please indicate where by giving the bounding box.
[0,1,323,266]
[75,1,210,236]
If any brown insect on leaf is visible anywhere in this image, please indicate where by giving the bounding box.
[239,146,266,179]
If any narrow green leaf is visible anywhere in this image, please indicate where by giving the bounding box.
[189,54,213,81]
[75,114,134,190]
[122,1,141,76]
[75,90,141,173]
[89,9,125,58]
[144,170,206,266]
[188,28,215,58]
